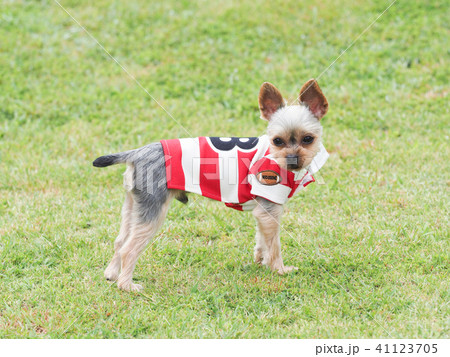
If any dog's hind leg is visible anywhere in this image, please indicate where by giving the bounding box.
[116,191,175,292]
[104,192,134,281]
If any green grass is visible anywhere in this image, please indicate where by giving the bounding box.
[0,0,448,338]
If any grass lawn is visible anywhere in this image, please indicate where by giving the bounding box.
[0,0,448,338]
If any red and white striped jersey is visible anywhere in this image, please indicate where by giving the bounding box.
[160,135,328,211]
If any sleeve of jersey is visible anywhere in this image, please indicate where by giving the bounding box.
[248,157,292,205]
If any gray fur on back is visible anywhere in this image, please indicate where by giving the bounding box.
[126,143,171,223]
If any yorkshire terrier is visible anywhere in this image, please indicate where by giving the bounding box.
[93,79,329,292]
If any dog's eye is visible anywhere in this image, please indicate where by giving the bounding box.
[302,136,314,144]
[273,138,285,146]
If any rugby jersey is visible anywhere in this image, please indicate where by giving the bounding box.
[160,135,328,211]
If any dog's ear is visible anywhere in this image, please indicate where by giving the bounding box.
[299,79,328,120]
[258,82,285,121]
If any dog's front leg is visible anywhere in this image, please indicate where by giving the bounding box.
[252,197,297,274]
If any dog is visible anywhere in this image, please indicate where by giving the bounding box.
[93,79,329,292]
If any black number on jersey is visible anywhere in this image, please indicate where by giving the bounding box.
[209,137,259,151]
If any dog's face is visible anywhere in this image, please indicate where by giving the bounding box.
[258,79,328,171]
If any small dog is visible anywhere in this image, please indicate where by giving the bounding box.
[93,79,329,292]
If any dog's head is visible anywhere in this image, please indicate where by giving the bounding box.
[258,79,328,171]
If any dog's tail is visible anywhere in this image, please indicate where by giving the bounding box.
[93,149,137,168]
[93,143,161,168]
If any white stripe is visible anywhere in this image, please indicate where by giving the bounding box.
[220,154,239,203]
[180,138,202,195]
[249,174,292,204]
[308,143,329,174]
[293,168,308,181]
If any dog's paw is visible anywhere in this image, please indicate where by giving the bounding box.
[254,252,264,265]
[129,283,144,292]
[104,267,119,282]
[118,282,144,292]
[277,266,298,275]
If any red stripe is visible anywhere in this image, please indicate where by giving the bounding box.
[237,149,257,203]
[287,171,298,198]
[225,202,244,211]
[160,139,185,191]
[198,137,222,201]
[303,175,315,187]
[287,172,315,197]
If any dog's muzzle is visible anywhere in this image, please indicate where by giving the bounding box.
[286,155,300,169]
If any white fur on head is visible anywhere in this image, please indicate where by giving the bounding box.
[267,105,323,138]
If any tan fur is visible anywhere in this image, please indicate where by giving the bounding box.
[104,192,134,282]
[122,164,134,192]
[103,164,137,283]
[252,198,297,274]
[115,191,176,292]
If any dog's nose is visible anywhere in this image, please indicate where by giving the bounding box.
[286,155,298,165]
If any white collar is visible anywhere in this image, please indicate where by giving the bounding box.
[307,142,329,175]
